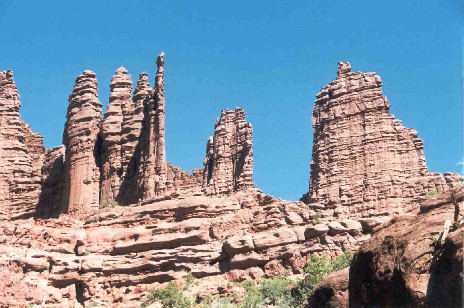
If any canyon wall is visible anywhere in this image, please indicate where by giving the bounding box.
[303,62,461,218]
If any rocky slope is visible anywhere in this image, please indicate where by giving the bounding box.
[307,187,463,307]
[0,189,378,306]
[302,62,460,218]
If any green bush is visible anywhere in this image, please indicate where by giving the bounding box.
[141,281,192,308]
[99,200,119,209]
[425,189,440,198]
[287,251,354,307]
[259,276,292,306]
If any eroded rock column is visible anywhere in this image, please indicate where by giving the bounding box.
[0,70,44,218]
[138,53,167,199]
[203,108,254,194]
[63,70,102,217]
[100,67,132,203]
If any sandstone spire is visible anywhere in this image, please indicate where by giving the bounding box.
[138,52,168,199]
[63,70,102,217]
[203,108,254,194]
[303,62,457,218]
[0,70,44,218]
[100,67,132,203]
[120,72,149,177]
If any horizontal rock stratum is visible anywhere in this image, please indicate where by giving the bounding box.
[0,57,461,307]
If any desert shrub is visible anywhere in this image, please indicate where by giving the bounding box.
[312,212,323,224]
[259,276,292,306]
[238,280,264,308]
[141,281,192,308]
[425,189,440,198]
[215,297,235,308]
[287,251,354,307]
[99,200,119,209]
[185,272,195,286]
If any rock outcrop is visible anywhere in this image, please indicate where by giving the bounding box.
[306,267,349,308]
[203,108,254,194]
[138,53,168,200]
[303,62,461,218]
[100,67,132,203]
[0,70,45,219]
[348,188,463,307]
[0,189,374,306]
[62,70,102,217]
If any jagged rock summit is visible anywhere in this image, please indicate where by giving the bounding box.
[303,62,461,218]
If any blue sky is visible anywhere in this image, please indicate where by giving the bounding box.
[0,0,462,200]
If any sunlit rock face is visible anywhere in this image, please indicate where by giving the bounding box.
[0,70,45,219]
[303,62,461,218]
[62,70,102,218]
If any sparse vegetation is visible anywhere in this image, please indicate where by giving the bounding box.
[141,281,192,308]
[312,212,323,224]
[140,251,354,308]
[99,200,119,209]
[87,301,101,307]
[425,189,440,198]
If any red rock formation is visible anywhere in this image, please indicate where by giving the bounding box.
[303,62,460,218]
[138,52,168,199]
[63,70,102,217]
[36,146,66,218]
[0,189,374,306]
[166,164,204,196]
[306,268,349,308]
[0,70,44,219]
[117,72,151,205]
[100,67,132,203]
[203,108,254,194]
[348,188,463,307]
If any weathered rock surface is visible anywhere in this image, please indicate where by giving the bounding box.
[138,53,168,200]
[100,67,133,203]
[203,108,254,194]
[63,70,102,217]
[306,267,349,308]
[348,188,463,307]
[303,62,462,218]
[117,73,150,204]
[0,190,373,306]
[0,70,45,219]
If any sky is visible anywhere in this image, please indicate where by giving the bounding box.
[0,0,462,200]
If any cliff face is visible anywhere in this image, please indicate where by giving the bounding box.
[62,70,102,217]
[303,62,460,218]
[203,108,254,194]
[0,70,45,219]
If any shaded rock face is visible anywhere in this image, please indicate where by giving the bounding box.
[348,188,463,307]
[303,62,460,218]
[203,108,254,194]
[36,146,66,218]
[0,70,45,219]
[63,70,102,217]
[306,267,349,308]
